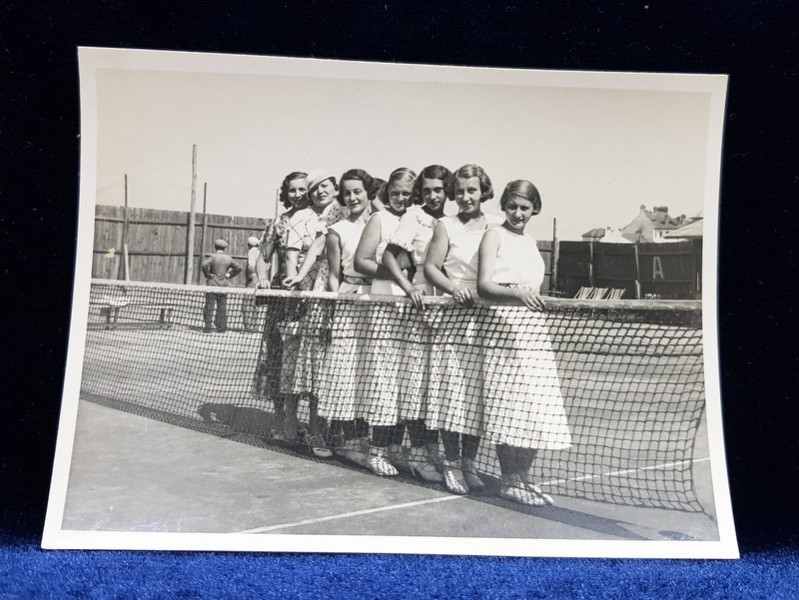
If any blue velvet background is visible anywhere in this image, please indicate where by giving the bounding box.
[2,2,798,597]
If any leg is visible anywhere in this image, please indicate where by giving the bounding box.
[460,435,485,491]
[518,448,552,505]
[404,420,443,483]
[203,293,215,332]
[497,445,550,507]
[367,426,399,476]
[304,394,331,458]
[439,430,468,494]
[216,293,228,332]
[331,419,368,466]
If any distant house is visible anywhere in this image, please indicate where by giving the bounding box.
[620,205,686,243]
[664,210,704,240]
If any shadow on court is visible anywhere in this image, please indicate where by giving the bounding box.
[60,397,718,543]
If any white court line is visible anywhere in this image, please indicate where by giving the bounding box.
[236,456,712,534]
[543,456,711,485]
[237,494,462,534]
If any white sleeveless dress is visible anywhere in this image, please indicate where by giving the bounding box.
[315,218,371,421]
[426,213,503,436]
[481,227,572,449]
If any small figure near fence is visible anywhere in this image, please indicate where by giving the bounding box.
[241,236,262,333]
[201,239,242,333]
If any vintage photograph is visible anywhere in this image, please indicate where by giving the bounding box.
[43,48,736,558]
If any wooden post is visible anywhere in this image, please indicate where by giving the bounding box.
[588,241,595,288]
[551,217,559,294]
[185,144,197,284]
[117,174,129,280]
[198,182,208,284]
[271,187,280,277]
[633,243,642,299]
[123,243,130,282]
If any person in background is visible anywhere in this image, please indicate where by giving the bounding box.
[241,236,262,333]
[201,239,242,334]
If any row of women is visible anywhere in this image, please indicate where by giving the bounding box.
[253,165,572,507]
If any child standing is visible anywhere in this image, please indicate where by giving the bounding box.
[424,164,503,494]
[476,180,572,506]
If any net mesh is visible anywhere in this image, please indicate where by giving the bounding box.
[80,279,706,512]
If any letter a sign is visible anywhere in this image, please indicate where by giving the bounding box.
[652,256,665,280]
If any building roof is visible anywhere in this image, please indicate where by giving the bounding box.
[664,218,703,239]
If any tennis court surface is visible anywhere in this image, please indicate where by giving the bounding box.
[63,397,716,541]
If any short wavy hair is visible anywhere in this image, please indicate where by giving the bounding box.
[499,180,542,214]
[445,164,494,203]
[377,167,419,207]
[411,165,451,205]
[278,171,308,209]
[337,169,375,206]
[368,178,386,201]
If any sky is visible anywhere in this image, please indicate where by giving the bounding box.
[93,56,717,241]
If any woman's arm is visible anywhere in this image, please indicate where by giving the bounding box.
[383,244,415,294]
[254,252,271,288]
[477,229,544,310]
[354,214,392,280]
[284,249,300,280]
[283,235,325,288]
[424,221,475,305]
[326,230,342,292]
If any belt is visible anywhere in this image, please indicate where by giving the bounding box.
[343,275,371,285]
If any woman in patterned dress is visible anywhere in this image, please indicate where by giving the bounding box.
[477,180,571,506]
[278,170,346,458]
[253,171,308,443]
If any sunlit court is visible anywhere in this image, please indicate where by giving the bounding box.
[60,281,717,542]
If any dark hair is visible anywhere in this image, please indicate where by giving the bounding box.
[411,165,451,205]
[377,167,418,207]
[500,180,542,214]
[337,169,375,206]
[278,171,308,209]
[445,164,494,203]
[368,178,386,201]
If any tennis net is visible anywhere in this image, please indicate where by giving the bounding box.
[79,279,706,512]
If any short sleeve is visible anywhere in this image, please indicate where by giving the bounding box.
[388,208,423,253]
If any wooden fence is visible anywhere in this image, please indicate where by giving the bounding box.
[554,240,702,299]
[92,205,697,299]
[92,205,267,285]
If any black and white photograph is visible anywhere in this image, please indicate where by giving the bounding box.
[43,47,736,558]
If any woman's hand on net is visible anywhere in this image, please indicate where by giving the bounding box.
[407,289,426,310]
[518,289,545,311]
[282,276,299,289]
[452,286,474,306]
[257,279,271,290]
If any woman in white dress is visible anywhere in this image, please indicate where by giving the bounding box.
[286,169,377,470]
[352,168,416,476]
[424,164,503,495]
[381,165,451,483]
[477,180,572,507]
